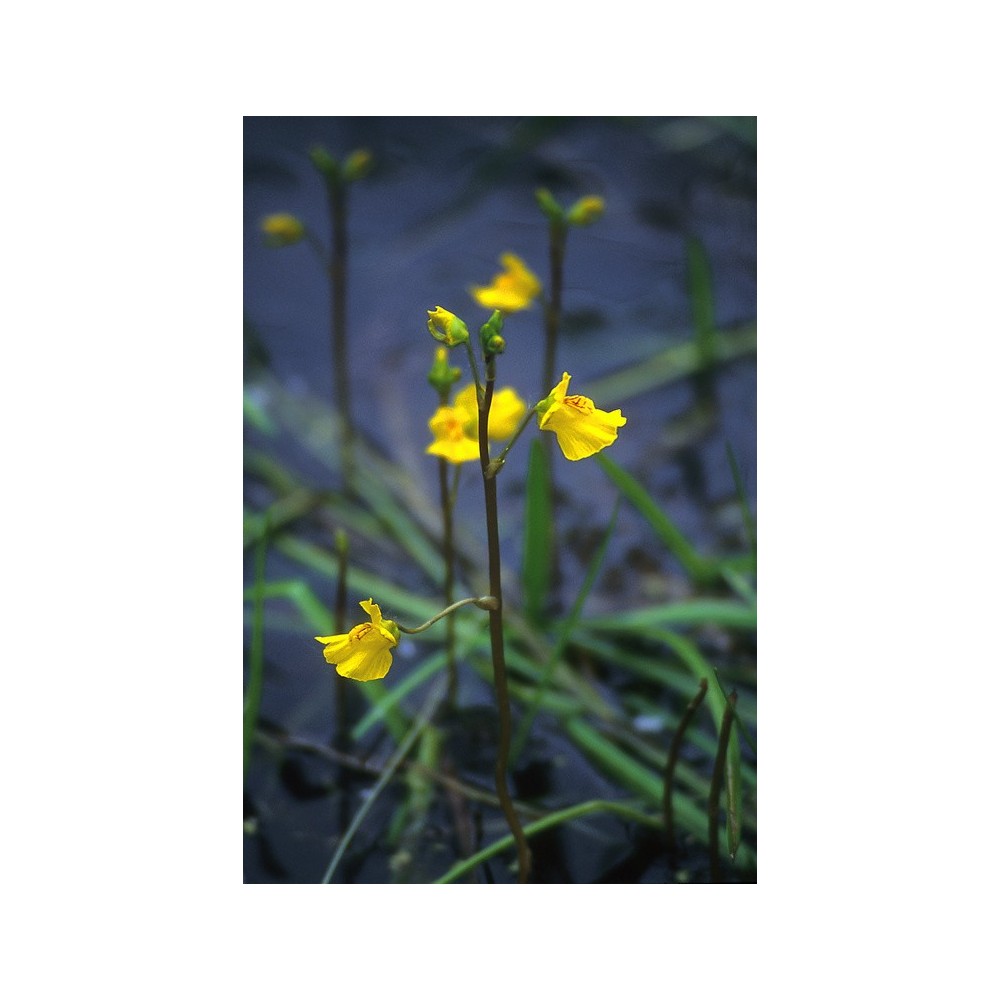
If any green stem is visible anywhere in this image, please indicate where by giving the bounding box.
[708,691,738,882]
[663,679,708,859]
[464,338,484,402]
[243,521,268,781]
[485,406,540,478]
[479,355,532,883]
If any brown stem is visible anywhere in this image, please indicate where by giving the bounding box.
[541,221,566,606]
[542,221,566,401]
[663,679,708,861]
[478,356,532,883]
[327,178,355,490]
[437,455,457,710]
[333,531,351,834]
[708,690,738,883]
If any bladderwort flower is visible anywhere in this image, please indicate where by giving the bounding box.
[427,383,527,464]
[470,253,542,312]
[537,371,626,461]
[315,599,400,682]
[260,213,305,247]
[427,306,470,347]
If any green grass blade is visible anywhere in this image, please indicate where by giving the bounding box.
[433,799,661,884]
[596,453,715,583]
[243,526,268,780]
[320,679,445,883]
[511,498,620,763]
[583,598,756,632]
[725,441,756,560]
[583,324,755,404]
[646,629,745,855]
[521,438,553,626]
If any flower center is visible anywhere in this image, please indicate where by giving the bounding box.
[564,394,594,414]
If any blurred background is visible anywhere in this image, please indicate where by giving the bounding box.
[243,116,756,883]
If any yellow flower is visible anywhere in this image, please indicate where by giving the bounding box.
[426,383,528,464]
[315,599,400,682]
[260,213,305,247]
[470,253,542,312]
[427,306,470,346]
[537,372,626,461]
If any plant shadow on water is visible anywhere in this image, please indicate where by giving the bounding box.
[243,116,756,884]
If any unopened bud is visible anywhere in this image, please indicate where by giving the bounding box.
[566,195,605,227]
[479,309,504,353]
[485,334,506,356]
[260,213,305,247]
[342,148,374,182]
[427,306,470,347]
[427,346,461,395]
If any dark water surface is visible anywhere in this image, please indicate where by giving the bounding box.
[243,116,756,883]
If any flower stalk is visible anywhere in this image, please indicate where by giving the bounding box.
[478,354,532,883]
[395,595,497,635]
[663,679,708,860]
[708,690,738,883]
[325,173,355,489]
[437,455,458,707]
[484,406,539,478]
[542,218,567,404]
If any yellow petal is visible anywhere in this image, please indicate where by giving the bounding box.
[452,383,480,424]
[542,396,626,461]
[488,387,528,440]
[318,633,352,662]
[469,253,541,312]
[426,436,480,463]
[359,598,382,626]
[336,646,393,682]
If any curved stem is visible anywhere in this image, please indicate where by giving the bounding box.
[396,596,496,635]
[708,690,738,883]
[464,338,484,402]
[479,356,532,883]
[663,679,708,859]
[434,799,659,884]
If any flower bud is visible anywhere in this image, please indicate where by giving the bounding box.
[342,148,374,182]
[535,187,564,223]
[427,306,470,346]
[309,145,339,180]
[566,195,605,227]
[485,334,506,356]
[260,213,305,248]
[479,310,504,352]
[427,346,461,395]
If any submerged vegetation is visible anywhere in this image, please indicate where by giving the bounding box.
[244,117,756,884]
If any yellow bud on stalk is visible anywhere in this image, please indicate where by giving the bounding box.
[260,213,305,247]
[566,195,605,227]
